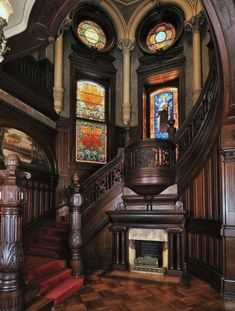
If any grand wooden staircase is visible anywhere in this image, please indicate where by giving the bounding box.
[0,60,219,310]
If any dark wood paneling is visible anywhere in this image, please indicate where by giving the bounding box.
[0,56,56,120]
[182,142,224,291]
[83,224,113,269]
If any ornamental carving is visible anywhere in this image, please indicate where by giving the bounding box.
[69,230,82,248]
[125,141,175,170]
[222,150,235,162]
[81,153,124,211]
[0,242,24,272]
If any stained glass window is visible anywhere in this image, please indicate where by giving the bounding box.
[150,87,179,139]
[77,81,105,122]
[76,120,107,164]
[77,20,107,50]
[146,23,176,52]
[76,80,107,164]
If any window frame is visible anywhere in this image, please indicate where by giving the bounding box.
[75,79,108,164]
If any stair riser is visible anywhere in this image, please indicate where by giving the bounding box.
[40,269,72,295]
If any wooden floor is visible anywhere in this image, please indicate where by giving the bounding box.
[54,270,232,311]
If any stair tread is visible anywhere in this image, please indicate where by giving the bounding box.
[32,268,72,294]
[37,235,65,242]
[25,296,53,311]
[28,243,64,250]
[45,277,84,305]
[26,258,65,281]
[37,237,66,246]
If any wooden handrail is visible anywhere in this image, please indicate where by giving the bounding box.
[175,63,219,190]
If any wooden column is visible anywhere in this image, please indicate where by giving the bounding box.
[68,173,83,277]
[0,154,30,311]
[167,229,184,276]
[113,226,128,270]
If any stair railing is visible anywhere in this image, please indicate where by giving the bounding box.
[175,63,219,190]
[80,149,124,216]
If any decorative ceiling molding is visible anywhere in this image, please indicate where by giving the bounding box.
[114,0,141,5]
[5,0,36,38]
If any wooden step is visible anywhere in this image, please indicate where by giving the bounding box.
[45,277,84,306]
[25,296,53,311]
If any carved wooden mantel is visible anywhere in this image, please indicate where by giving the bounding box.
[108,207,186,276]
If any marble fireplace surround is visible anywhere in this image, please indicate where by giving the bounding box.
[128,228,168,272]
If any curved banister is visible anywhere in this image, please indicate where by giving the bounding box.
[175,63,219,191]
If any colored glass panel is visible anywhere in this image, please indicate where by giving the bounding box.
[146,23,176,52]
[77,81,105,122]
[76,120,107,164]
[150,87,178,139]
[77,20,107,50]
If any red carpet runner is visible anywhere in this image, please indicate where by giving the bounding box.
[25,218,84,307]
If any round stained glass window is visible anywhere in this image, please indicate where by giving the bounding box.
[146,23,176,52]
[77,20,107,50]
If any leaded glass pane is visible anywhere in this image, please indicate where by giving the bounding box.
[77,81,105,122]
[77,20,107,50]
[150,87,178,139]
[146,23,176,52]
[76,120,107,164]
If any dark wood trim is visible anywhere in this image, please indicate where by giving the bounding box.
[137,55,186,140]
[69,46,117,166]
[188,258,222,293]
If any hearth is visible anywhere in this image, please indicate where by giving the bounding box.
[128,228,168,274]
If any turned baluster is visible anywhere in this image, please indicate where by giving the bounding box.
[0,154,31,311]
[68,173,83,277]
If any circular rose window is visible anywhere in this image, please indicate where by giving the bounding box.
[146,23,176,52]
[77,20,107,50]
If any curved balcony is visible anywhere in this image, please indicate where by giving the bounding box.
[124,138,176,197]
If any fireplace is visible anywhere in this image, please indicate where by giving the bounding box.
[128,228,168,274]
[108,208,186,276]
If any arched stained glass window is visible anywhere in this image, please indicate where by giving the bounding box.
[146,23,176,52]
[76,80,107,164]
[76,81,105,121]
[77,20,107,50]
[150,87,179,139]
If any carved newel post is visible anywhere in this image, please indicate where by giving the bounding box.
[0,154,31,311]
[68,173,83,277]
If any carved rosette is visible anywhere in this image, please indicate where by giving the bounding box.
[68,230,82,249]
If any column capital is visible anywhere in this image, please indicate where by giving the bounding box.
[117,38,136,53]
[185,11,206,33]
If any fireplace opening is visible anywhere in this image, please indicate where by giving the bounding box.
[133,240,165,273]
[135,240,163,267]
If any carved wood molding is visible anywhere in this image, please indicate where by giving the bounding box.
[222,149,235,162]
